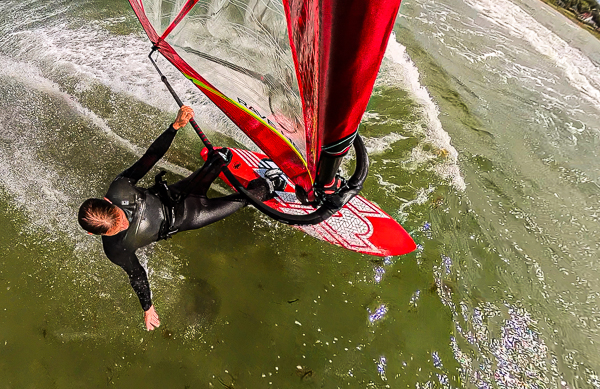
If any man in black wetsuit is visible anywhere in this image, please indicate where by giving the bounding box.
[78,106,272,331]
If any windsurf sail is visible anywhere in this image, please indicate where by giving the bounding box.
[283,0,403,191]
[128,0,401,203]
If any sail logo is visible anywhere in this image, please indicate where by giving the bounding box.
[237,98,277,128]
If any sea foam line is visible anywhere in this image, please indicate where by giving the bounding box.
[8,22,254,148]
[383,32,466,191]
[464,0,600,113]
[0,54,192,179]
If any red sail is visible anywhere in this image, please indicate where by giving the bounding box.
[283,0,402,170]
[128,0,314,192]
[128,0,401,192]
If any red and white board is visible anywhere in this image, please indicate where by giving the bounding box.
[201,148,416,257]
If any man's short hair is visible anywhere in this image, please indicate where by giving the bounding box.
[78,198,120,235]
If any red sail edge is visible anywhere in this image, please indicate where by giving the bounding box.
[128,0,314,192]
[159,0,200,42]
[283,0,402,177]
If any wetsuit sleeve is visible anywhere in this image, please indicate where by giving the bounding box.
[102,238,153,311]
[120,124,178,184]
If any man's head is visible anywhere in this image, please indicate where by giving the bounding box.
[78,198,129,236]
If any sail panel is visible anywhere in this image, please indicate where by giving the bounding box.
[129,0,313,190]
[130,0,402,191]
[284,0,402,161]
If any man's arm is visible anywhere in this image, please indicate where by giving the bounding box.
[120,106,195,184]
[120,125,177,183]
[102,238,160,330]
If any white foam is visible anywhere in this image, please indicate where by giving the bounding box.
[362,132,409,155]
[383,32,466,191]
[463,0,600,113]
[0,54,197,245]
[7,22,255,148]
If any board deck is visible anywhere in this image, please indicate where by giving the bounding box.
[201,147,416,257]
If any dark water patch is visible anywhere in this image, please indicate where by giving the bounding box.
[471,154,495,173]
[175,278,221,328]
[440,88,493,138]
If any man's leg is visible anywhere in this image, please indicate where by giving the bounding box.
[172,178,275,233]
[173,194,247,232]
[169,148,232,198]
[169,148,276,232]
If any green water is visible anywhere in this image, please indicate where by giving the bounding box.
[2,0,600,387]
[0,58,456,387]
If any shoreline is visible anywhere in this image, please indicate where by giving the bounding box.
[538,0,600,40]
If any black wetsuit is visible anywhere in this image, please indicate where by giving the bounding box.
[102,124,248,311]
